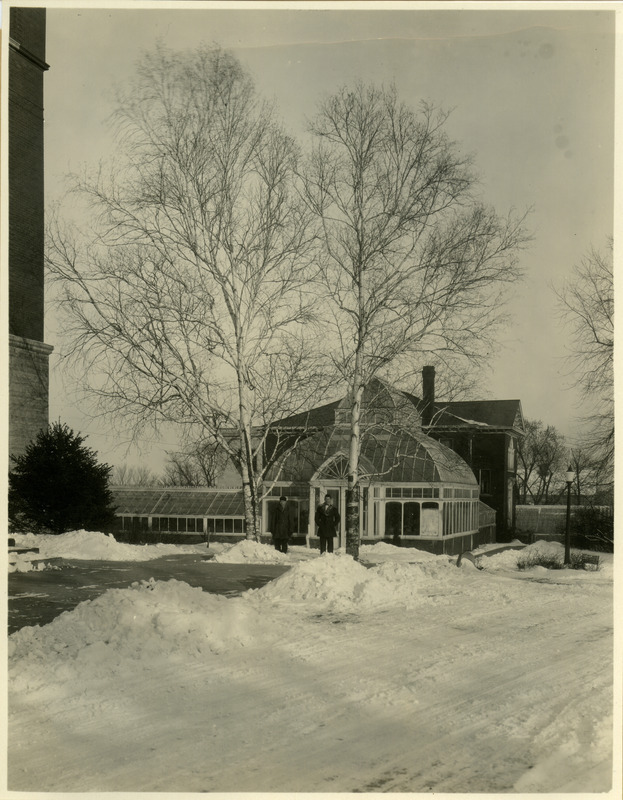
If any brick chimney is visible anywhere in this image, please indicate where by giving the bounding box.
[422,366,435,427]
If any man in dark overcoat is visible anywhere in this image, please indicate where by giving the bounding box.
[315,493,340,554]
[271,495,293,554]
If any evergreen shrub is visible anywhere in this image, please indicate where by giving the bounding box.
[9,422,117,534]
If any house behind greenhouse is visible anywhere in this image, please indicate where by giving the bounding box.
[111,376,515,555]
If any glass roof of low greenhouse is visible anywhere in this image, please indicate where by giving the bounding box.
[111,488,245,517]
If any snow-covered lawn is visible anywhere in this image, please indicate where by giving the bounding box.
[7,533,617,793]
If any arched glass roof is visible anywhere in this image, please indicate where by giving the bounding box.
[266,424,478,486]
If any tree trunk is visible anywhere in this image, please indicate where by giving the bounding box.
[238,385,260,541]
[346,378,364,559]
[240,468,258,541]
[346,480,360,559]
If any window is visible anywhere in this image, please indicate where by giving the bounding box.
[384,501,421,537]
[362,487,369,534]
[479,469,492,495]
[403,503,420,536]
[507,438,516,471]
[385,502,402,539]
[421,502,440,537]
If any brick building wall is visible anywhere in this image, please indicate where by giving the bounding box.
[8,7,52,457]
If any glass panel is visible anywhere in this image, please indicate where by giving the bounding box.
[423,487,433,498]
[224,519,234,533]
[187,518,196,533]
[413,488,422,498]
[385,502,402,538]
[266,499,279,532]
[207,519,214,533]
[197,518,204,533]
[234,519,243,533]
[299,500,309,534]
[403,502,420,536]
[215,519,224,533]
[177,518,187,532]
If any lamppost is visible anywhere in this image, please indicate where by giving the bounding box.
[564,466,574,565]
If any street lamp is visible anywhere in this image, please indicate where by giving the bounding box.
[564,466,574,565]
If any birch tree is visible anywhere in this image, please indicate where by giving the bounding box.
[46,44,322,539]
[302,83,529,557]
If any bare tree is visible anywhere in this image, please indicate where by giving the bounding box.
[112,464,160,486]
[517,419,567,504]
[568,447,593,505]
[556,242,613,484]
[46,44,324,539]
[162,438,229,487]
[301,83,529,557]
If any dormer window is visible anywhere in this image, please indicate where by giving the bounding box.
[334,408,350,425]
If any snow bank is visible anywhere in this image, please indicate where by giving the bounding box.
[9,578,275,694]
[9,557,58,574]
[359,541,442,562]
[479,540,614,576]
[211,540,290,563]
[250,552,460,613]
[11,530,208,562]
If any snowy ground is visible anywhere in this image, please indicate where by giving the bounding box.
[6,532,619,794]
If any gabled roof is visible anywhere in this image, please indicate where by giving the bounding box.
[271,378,421,429]
[269,380,523,434]
[269,399,341,429]
[429,399,524,432]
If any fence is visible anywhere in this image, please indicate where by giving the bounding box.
[478,501,497,546]
[515,504,613,540]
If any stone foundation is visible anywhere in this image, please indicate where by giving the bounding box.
[9,334,53,458]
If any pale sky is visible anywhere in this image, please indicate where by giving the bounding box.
[32,1,616,471]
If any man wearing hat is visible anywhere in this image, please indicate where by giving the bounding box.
[271,495,293,554]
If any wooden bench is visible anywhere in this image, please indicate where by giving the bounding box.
[580,553,600,570]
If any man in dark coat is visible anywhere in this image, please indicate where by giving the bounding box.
[315,493,340,554]
[271,496,293,554]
